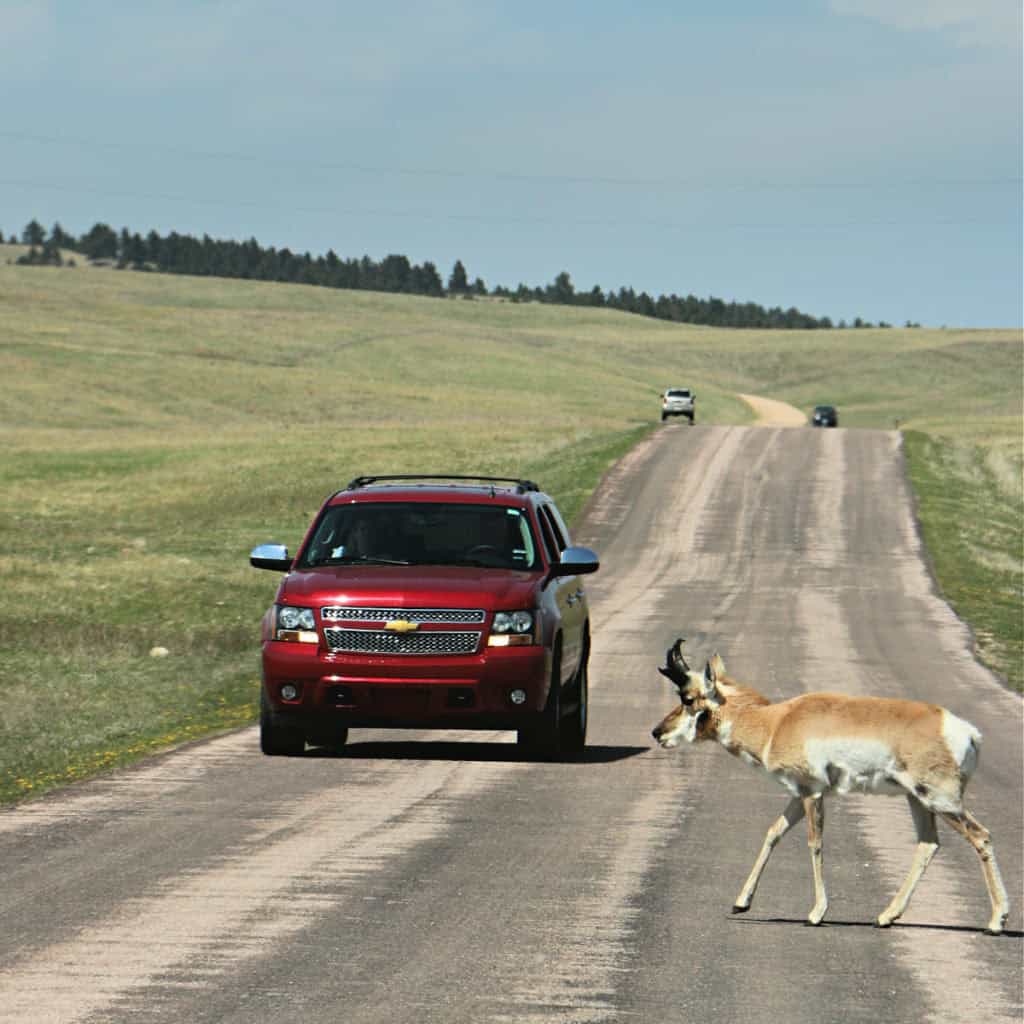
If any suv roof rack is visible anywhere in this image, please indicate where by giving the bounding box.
[345,474,541,494]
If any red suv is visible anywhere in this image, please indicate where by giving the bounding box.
[250,476,599,758]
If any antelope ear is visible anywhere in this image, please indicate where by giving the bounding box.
[657,666,673,681]
[709,652,726,677]
[701,660,722,705]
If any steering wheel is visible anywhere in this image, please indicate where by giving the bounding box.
[464,544,501,560]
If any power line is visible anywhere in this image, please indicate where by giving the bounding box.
[1,177,1015,233]
[1,130,1020,193]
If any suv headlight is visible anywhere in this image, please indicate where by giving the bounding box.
[489,610,536,647]
[274,605,318,643]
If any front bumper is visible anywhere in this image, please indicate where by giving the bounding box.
[261,640,551,729]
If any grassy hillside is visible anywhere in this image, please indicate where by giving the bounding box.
[1,254,1020,802]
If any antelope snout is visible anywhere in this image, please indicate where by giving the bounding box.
[651,727,677,749]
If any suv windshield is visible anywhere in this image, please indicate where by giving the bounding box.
[298,502,541,570]
[666,390,690,398]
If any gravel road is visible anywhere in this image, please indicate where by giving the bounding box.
[1,413,1020,1023]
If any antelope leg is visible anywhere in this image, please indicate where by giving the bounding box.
[877,795,938,927]
[733,796,805,913]
[806,796,828,925]
[940,809,1010,935]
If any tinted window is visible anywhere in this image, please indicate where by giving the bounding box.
[541,504,569,551]
[536,508,559,562]
[298,503,540,570]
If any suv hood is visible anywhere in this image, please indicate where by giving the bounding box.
[279,566,541,611]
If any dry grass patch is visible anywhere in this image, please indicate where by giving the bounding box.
[1,263,1020,801]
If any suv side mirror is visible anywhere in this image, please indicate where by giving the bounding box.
[250,543,292,572]
[550,545,600,577]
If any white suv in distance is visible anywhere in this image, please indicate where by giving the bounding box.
[661,388,695,423]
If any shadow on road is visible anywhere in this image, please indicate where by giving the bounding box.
[729,916,1023,939]
[305,741,649,764]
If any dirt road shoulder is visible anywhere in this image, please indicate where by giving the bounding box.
[738,393,808,426]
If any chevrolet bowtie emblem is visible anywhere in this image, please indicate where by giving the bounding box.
[385,619,419,633]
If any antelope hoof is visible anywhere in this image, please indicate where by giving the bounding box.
[731,904,750,915]
[807,904,828,926]
[875,915,894,928]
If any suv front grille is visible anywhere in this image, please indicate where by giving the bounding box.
[322,607,486,624]
[323,629,482,656]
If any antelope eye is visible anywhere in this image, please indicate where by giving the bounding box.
[680,694,694,707]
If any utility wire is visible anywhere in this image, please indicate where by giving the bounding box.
[0,177,1014,232]
[1,130,1020,193]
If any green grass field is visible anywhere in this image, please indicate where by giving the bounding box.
[1,250,1020,803]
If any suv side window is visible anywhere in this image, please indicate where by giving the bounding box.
[536,507,560,563]
[539,505,567,559]
[543,504,571,550]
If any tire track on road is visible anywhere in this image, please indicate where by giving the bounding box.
[0,734,511,1023]
[794,430,1020,1023]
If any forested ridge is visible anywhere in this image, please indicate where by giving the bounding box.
[7,217,891,329]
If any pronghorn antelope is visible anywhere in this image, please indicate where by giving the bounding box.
[651,639,1009,934]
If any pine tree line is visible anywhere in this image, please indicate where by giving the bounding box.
[7,218,893,329]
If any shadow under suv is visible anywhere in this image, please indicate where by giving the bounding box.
[250,476,599,759]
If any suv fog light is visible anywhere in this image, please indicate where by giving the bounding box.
[280,683,301,701]
[509,688,527,705]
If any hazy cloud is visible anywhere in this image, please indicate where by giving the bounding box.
[830,0,1022,47]
[0,1,55,74]
[0,0,50,35]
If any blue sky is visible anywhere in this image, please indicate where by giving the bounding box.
[2,1,1021,327]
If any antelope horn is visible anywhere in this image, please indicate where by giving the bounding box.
[658,637,691,684]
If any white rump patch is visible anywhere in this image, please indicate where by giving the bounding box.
[942,710,981,776]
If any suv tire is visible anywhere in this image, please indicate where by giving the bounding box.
[260,689,306,756]
[518,646,563,760]
[559,642,588,754]
[307,728,350,754]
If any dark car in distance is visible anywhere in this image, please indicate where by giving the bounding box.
[250,476,599,760]
[812,405,838,427]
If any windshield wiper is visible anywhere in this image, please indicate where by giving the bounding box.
[448,558,515,568]
[318,555,414,567]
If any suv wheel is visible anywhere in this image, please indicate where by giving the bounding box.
[559,645,588,754]
[518,647,563,760]
[307,728,350,754]
[260,688,306,756]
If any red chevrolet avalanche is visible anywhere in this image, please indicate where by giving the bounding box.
[250,476,599,758]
